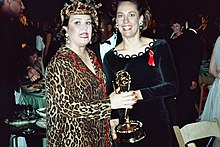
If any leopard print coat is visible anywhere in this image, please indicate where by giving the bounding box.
[45,47,112,147]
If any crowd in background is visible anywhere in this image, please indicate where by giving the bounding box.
[14,1,220,66]
[1,0,220,146]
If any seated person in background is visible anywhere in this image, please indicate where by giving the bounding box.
[24,46,44,80]
[0,0,40,146]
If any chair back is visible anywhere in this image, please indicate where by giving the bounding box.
[173,119,220,147]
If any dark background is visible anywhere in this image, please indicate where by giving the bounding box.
[23,0,220,23]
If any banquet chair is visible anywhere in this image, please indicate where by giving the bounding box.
[196,75,215,115]
[173,119,220,147]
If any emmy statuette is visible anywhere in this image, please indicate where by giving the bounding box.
[114,70,146,143]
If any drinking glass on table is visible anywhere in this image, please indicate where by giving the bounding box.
[22,105,35,134]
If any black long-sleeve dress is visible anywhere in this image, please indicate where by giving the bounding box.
[103,39,179,146]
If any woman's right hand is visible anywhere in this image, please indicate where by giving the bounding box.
[109,91,138,109]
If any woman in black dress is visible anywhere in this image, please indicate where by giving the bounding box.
[103,0,179,146]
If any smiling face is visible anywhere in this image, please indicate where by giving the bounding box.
[171,23,182,34]
[116,1,141,38]
[67,14,93,47]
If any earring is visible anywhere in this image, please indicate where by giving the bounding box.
[63,26,70,46]
[115,24,119,34]
[139,22,144,38]
[65,32,70,45]
[139,22,144,30]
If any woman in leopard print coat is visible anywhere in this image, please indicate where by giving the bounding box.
[45,1,137,146]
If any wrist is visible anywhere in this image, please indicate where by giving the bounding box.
[27,66,32,70]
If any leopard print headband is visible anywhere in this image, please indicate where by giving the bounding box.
[60,1,98,29]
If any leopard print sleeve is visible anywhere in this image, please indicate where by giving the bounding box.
[46,52,111,120]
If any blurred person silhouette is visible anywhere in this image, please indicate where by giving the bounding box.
[103,0,179,146]
[169,18,202,127]
[88,11,122,64]
[201,36,220,147]
[36,29,46,57]
[43,17,62,67]
[45,1,137,146]
[36,18,55,66]
[0,0,40,146]
[195,15,219,59]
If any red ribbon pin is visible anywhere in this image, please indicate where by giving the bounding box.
[148,50,155,66]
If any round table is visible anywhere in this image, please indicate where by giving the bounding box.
[16,83,46,109]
